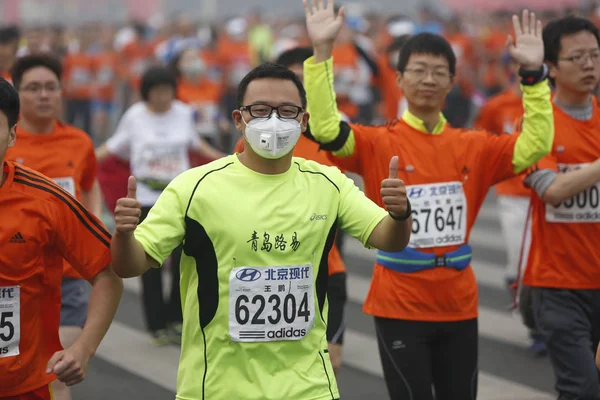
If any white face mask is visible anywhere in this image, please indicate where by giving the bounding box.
[243,114,302,160]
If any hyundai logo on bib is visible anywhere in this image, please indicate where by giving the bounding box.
[236,268,262,282]
[408,187,425,199]
[409,183,463,199]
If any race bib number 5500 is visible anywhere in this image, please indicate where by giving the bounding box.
[546,163,600,223]
[407,182,467,248]
[229,265,314,342]
[0,286,20,358]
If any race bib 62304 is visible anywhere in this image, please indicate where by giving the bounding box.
[229,264,314,342]
[546,163,600,223]
[0,286,20,358]
[407,182,467,248]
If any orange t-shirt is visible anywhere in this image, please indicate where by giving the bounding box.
[217,38,256,89]
[62,52,95,100]
[92,51,118,103]
[177,79,223,137]
[233,134,346,276]
[524,103,600,289]
[330,119,518,321]
[6,121,98,279]
[119,41,154,89]
[0,162,110,397]
[474,88,529,197]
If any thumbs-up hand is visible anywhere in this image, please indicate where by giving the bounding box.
[114,176,142,234]
[381,156,409,219]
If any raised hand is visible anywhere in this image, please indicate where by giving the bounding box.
[507,9,544,70]
[114,176,142,234]
[381,156,408,218]
[303,0,345,47]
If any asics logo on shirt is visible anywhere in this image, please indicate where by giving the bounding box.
[310,213,328,221]
[236,268,262,282]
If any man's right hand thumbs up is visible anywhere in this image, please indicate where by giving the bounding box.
[114,176,142,233]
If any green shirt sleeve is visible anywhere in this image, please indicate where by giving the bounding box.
[512,81,554,173]
[336,171,388,246]
[303,56,356,157]
[134,173,192,267]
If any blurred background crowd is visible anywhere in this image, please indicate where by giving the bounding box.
[0,0,596,153]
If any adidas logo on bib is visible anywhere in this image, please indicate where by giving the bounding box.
[267,327,307,339]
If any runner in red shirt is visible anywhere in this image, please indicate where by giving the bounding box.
[303,2,553,398]
[6,54,105,400]
[0,77,122,399]
[521,16,600,399]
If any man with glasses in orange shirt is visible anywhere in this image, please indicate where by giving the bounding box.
[6,55,103,400]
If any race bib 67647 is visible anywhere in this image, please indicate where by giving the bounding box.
[406,182,467,248]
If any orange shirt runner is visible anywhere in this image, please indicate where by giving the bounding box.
[5,121,98,279]
[62,52,95,101]
[330,119,519,321]
[475,88,530,197]
[524,103,600,290]
[92,50,119,104]
[0,162,110,397]
[234,134,346,276]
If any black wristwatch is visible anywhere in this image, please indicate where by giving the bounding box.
[519,64,549,86]
[389,199,412,222]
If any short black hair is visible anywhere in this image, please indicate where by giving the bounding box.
[10,54,63,90]
[275,47,313,68]
[0,78,20,128]
[388,35,411,54]
[397,33,456,75]
[543,16,600,65]
[0,26,20,45]
[140,66,177,101]
[237,62,307,108]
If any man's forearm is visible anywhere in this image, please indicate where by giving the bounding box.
[73,267,123,356]
[513,80,553,173]
[111,232,153,278]
[313,43,333,64]
[544,160,600,204]
[367,215,412,253]
[304,50,356,157]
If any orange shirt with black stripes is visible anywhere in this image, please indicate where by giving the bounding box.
[0,162,110,397]
[6,121,98,279]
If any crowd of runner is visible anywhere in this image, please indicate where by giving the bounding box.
[1,0,600,399]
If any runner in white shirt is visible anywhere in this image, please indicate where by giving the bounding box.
[96,66,224,345]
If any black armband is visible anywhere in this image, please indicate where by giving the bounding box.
[318,121,352,152]
[519,64,549,86]
[389,199,412,222]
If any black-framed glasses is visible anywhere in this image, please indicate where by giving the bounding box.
[20,82,61,94]
[559,51,600,66]
[241,104,303,119]
[404,67,453,83]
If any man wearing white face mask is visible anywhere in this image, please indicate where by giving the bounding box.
[109,62,412,400]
